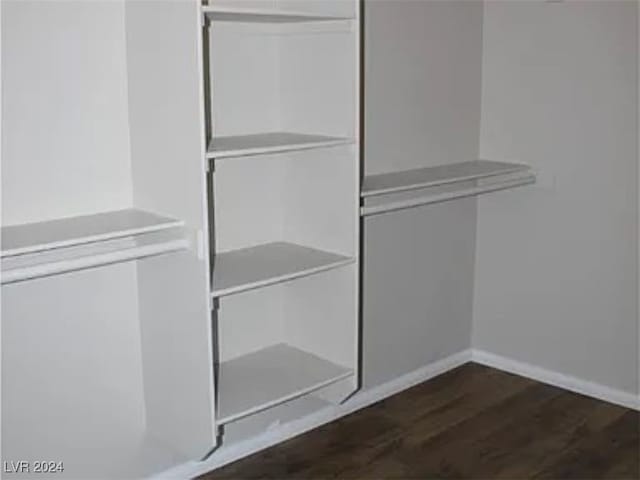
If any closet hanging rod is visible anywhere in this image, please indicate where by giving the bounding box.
[360,174,536,217]
[1,237,189,285]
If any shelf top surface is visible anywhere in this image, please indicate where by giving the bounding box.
[217,343,353,424]
[207,132,353,159]
[1,209,183,258]
[203,6,354,23]
[362,160,531,197]
[211,241,353,297]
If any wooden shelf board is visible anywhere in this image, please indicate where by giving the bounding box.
[203,6,353,23]
[207,132,353,159]
[1,209,183,258]
[212,242,354,297]
[217,343,353,424]
[361,160,531,197]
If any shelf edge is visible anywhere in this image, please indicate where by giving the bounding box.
[361,161,531,198]
[1,213,184,258]
[211,256,355,298]
[206,138,354,160]
[361,173,536,217]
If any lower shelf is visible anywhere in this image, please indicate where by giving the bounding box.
[217,344,353,425]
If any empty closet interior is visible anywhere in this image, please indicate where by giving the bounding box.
[6,0,634,479]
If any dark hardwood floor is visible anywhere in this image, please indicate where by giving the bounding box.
[200,364,640,479]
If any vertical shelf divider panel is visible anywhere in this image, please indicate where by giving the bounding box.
[125,0,216,458]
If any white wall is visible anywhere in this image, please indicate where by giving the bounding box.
[1,0,133,225]
[1,1,148,473]
[474,0,639,394]
[363,0,483,387]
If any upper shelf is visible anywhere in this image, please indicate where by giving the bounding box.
[207,132,353,160]
[361,160,531,198]
[212,242,354,298]
[1,229,189,285]
[217,343,353,424]
[202,6,354,23]
[1,209,183,258]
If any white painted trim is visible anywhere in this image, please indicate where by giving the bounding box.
[154,348,639,479]
[152,349,472,479]
[472,349,640,411]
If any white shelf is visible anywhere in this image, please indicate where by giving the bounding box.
[217,343,353,424]
[1,209,183,258]
[203,6,354,24]
[207,132,353,159]
[1,210,188,284]
[361,160,531,198]
[361,173,536,217]
[212,242,354,297]
[1,229,189,285]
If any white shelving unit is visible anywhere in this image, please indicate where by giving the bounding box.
[361,160,536,216]
[204,0,361,446]
[1,0,541,477]
[3,0,360,476]
[1,0,542,477]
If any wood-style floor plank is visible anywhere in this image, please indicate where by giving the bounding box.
[200,364,639,480]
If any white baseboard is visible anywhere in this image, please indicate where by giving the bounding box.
[472,349,640,411]
[348,349,473,413]
[153,349,472,479]
[155,348,638,479]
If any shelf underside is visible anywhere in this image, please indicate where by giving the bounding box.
[361,160,531,197]
[217,343,353,424]
[211,242,354,297]
[1,209,183,258]
[207,132,353,159]
[203,7,353,23]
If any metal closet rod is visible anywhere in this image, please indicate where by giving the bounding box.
[360,173,536,217]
